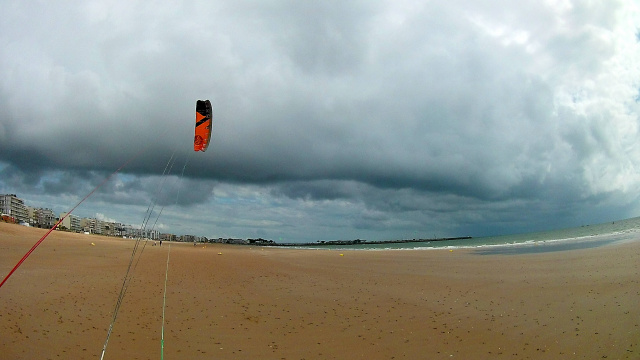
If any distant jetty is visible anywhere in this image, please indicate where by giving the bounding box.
[245,236,473,247]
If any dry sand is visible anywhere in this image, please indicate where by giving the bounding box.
[1,221,639,359]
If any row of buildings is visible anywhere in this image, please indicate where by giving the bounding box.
[0,194,206,243]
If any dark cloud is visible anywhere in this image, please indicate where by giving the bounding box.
[272,180,360,201]
[1,1,639,241]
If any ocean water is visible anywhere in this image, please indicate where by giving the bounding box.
[298,216,640,253]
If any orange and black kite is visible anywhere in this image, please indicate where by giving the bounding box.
[194,100,212,152]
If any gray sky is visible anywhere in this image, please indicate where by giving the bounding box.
[1,1,639,242]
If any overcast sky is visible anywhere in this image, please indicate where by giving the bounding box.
[1,1,640,242]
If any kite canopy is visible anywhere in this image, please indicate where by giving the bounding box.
[194,100,212,152]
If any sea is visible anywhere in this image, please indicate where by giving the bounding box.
[296,216,640,254]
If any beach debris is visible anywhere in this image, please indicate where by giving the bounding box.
[340,254,344,256]
[218,252,222,255]
[91,243,95,246]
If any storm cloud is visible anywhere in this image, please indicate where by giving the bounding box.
[1,1,639,241]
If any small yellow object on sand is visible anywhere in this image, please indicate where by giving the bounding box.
[218,252,222,255]
[91,243,95,246]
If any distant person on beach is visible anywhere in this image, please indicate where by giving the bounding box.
[159,240,162,246]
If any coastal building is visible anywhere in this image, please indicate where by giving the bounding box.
[181,234,198,243]
[2,195,213,243]
[29,207,56,228]
[177,234,208,243]
[60,213,81,232]
[160,233,177,242]
[0,194,28,224]
[146,229,160,240]
[80,218,105,234]
[25,206,35,225]
[122,225,142,238]
[121,225,159,240]
[103,222,126,237]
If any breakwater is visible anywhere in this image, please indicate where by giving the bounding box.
[255,236,473,247]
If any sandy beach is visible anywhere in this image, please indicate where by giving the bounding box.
[1,222,638,359]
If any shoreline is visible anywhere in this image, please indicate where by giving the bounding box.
[257,236,474,247]
[253,230,638,253]
[1,222,639,359]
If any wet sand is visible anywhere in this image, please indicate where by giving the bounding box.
[1,222,639,359]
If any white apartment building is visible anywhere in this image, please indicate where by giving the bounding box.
[59,212,81,232]
[0,194,28,224]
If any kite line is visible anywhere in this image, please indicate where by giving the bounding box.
[100,149,180,360]
[158,149,192,360]
[161,243,171,360]
[100,147,193,359]
[0,147,150,290]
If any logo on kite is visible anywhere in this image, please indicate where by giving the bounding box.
[194,100,212,152]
